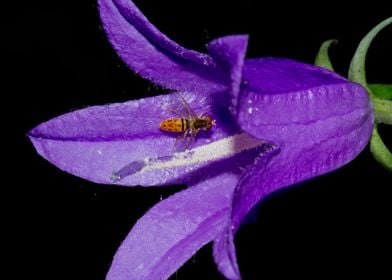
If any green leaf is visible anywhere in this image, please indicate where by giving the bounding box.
[314,39,337,71]
[368,84,392,100]
[370,124,392,172]
[348,17,392,87]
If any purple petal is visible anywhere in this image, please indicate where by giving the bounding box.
[106,173,238,280]
[241,58,346,96]
[237,59,374,174]
[216,58,374,278]
[28,91,238,186]
[98,0,226,93]
[239,59,372,142]
[207,35,248,110]
[236,58,374,225]
[213,228,239,280]
[235,103,373,227]
[213,146,280,280]
[29,90,274,187]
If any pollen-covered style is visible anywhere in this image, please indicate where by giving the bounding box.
[27,0,377,279]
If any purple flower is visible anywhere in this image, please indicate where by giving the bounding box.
[28,0,374,279]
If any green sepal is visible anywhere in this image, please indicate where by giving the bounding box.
[347,18,392,171]
[370,124,392,172]
[372,97,392,125]
[314,39,337,71]
[368,84,392,100]
[348,17,392,87]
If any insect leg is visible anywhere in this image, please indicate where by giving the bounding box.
[190,128,199,138]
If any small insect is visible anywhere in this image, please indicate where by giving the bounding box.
[159,96,215,148]
[111,97,215,182]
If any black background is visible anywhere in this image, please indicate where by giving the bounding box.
[3,1,391,279]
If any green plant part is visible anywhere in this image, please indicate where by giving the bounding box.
[315,17,392,171]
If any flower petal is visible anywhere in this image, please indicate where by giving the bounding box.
[106,173,238,280]
[216,59,375,278]
[215,104,373,276]
[207,35,248,111]
[213,146,279,280]
[241,58,345,94]
[28,91,235,186]
[213,228,239,280]
[29,90,272,186]
[238,58,373,146]
[98,0,226,93]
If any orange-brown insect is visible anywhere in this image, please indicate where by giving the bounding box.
[159,96,215,145]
